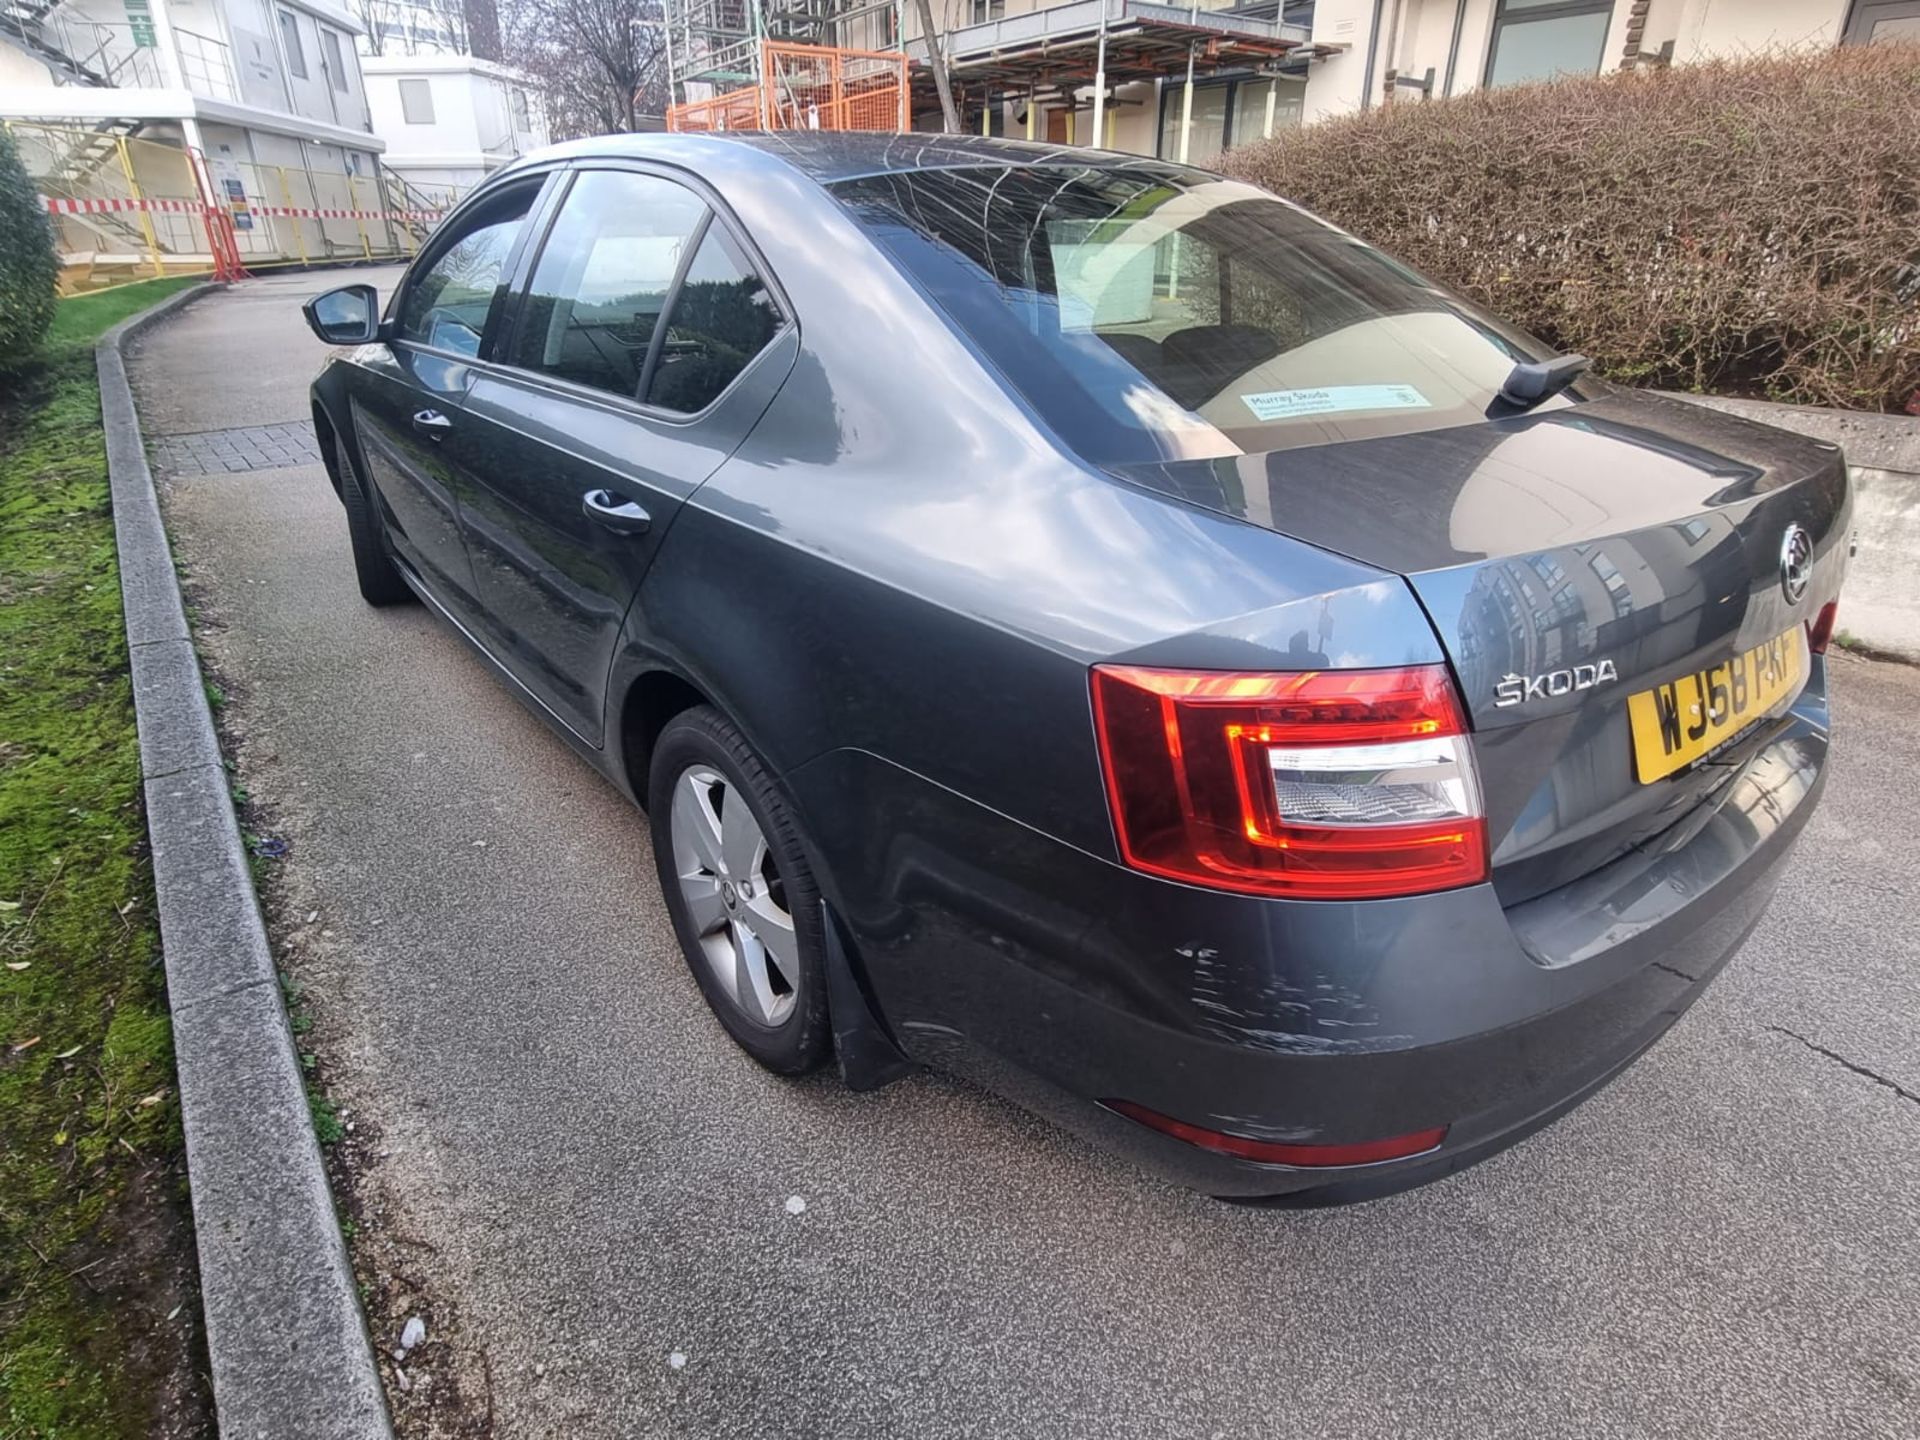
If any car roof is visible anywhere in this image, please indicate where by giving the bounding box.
[515,130,1148,186]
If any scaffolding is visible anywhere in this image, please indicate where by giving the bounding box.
[664,0,909,131]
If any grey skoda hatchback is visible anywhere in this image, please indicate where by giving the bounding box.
[304,133,1847,1202]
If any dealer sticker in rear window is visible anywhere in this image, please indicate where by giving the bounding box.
[1240,385,1432,422]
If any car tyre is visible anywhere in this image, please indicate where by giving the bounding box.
[649,706,832,1075]
[337,436,413,607]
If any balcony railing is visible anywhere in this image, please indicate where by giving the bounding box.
[175,26,237,103]
[11,12,237,102]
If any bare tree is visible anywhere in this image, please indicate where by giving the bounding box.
[503,0,668,138]
[349,0,471,56]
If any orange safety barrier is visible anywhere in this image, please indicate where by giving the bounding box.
[668,42,909,133]
[188,146,252,283]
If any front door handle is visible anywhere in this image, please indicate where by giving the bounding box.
[411,408,452,441]
[582,489,651,535]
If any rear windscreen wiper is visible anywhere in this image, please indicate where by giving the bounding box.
[1498,353,1592,410]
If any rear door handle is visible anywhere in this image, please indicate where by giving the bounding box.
[411,408,452,441]
[582,489,651,535]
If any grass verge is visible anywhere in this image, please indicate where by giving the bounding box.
[0,277,212,1439]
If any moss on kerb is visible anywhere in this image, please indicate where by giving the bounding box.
[0,275,209,1438]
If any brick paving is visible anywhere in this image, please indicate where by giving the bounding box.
[149,422,321,478]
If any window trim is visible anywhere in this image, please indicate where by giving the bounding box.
[278,8,307,80]
[1843,0,1920,43]
[491,158,796,428]
[1482,0,1615,89]
[387,169,560,363]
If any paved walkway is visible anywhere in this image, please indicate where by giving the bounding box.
[149,422,323,477]
[131,269,1920,1440]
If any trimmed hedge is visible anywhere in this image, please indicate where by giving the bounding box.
[1224,44,1920,412]
[0,129,59,363]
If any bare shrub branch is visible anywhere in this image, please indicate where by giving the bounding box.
[1223,45,1920,412]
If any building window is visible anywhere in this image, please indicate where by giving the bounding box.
[970,0,1005,23]
[1485,0,1612,89]
[399,77,435,125]
[321,27,349,92]
[1588,549,1634,619]
[1843,0,1920,44]
[278,9,306,79]
[1155,73,1307,167]
[510,86,530,131]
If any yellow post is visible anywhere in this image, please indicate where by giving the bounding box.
[1025,91,1036,140]
[1106,107,1117,147]
[276,166,309,266]
[981,93,991,136]
[1066,104,1075,145]
[117,135,166,277]
[347,173,373,261]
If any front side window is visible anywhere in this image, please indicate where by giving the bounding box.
[278,9,307,79]
[510,86,531,131]
[645,224,783,414]
[832,163,1559,464]
[1485,0,1613,88]
[396,187,537,356]
[509,171,707,400]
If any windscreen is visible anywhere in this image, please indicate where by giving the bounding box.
[830,163,1564,465]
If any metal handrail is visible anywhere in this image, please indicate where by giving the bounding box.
[174,26,238,102]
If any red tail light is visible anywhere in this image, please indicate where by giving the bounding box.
[1105,1099,1447,1167]
[1808,600,1839,655]
[1089,664,1488,900]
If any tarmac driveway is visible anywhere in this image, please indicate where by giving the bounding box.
[132,269,1920,1439]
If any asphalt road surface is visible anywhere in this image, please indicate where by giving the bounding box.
[132,270,1920,1440]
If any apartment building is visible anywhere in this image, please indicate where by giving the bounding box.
[361,52,545,197]
[1,0,384,183]
[895,0,1920,166]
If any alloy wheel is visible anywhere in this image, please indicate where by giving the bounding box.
[668,766,799,1027]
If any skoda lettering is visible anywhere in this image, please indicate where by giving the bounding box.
[1494,659,1619,708]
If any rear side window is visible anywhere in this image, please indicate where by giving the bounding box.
[644,223,782,414]
[509,171,707,400]
[396,185,536,356]
[831,164,1560,464]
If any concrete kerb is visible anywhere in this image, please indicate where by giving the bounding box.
[99,286,396,1440]
[1663,391,1920,663]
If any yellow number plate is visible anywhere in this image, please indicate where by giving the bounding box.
[1627,628,1804,784]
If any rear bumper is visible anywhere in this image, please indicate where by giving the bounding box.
[792,689,1828,1201]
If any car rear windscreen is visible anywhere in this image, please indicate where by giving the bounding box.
[829,163,1567,465]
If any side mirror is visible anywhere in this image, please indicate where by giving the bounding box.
[302,284,381,345]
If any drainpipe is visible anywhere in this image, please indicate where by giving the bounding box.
[1442,0,1468,95]
[1359,0,1386,108]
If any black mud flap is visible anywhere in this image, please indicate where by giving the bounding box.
[820,900,916,1093]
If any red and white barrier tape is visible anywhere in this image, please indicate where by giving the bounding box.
[40,194,203,215]
[40,195,443,224]
[257,204,445,223]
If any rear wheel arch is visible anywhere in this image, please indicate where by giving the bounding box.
[617,666,713,811]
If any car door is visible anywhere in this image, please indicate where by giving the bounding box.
[344,175,549,612]
[447,164,795,747]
